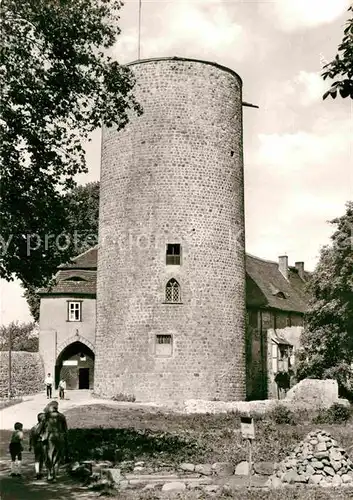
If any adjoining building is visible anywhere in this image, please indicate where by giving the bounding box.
[38,248,96,391]
[245,254,309,400]
[38,247,309,400]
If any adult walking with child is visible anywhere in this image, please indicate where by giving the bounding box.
[40,401,68,481]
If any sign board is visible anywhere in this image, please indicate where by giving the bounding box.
[63,360,78,366]
[240,416,255,440]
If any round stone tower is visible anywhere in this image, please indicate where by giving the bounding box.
[95,57,246,402]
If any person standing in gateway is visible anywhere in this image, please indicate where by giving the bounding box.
[45,373,53,399]
[58,379,66,400]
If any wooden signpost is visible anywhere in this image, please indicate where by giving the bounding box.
[240,416,255,489]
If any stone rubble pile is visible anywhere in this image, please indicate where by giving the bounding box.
[267,429,353,488]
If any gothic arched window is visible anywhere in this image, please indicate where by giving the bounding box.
[165,279,180,303]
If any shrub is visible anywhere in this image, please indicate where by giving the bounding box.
[312,403,352,424]
[269,404,297,425]
[66,427,201,464]
[324,364,353,401]
[112,393,136,402]
[0,352,44,398]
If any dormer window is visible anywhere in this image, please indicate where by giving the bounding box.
[269,283,287,299]
[63,276,86,282]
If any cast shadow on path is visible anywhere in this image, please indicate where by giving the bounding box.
[0,462,95,500]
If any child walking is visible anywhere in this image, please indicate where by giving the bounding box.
[9,422,24,477]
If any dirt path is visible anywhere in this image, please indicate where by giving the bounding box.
[0,391,97,430]
[0,391,103,499]
[0,390,163,431]
[0,451,97,500]
[0,391,165,499]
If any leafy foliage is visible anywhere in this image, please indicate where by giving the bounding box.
[269,404,297,425]
[0,321,38,351]
[0,0,141,287]
[322,6,353,100]
[312,403,352,425]
[64,181,100,254]
[298,202,353,392]
[67,427,201,464]
[22,181,100,320]
[22,284,42,323]
[111,392,136,402]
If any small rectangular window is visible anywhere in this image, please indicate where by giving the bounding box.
[68,301,82,322]
[155,334,173,356]
[272,343,278,373]
[166,244,181,265]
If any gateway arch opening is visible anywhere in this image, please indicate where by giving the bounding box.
[55,341,94,390]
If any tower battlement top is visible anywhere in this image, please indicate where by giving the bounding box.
[125,56,243,85]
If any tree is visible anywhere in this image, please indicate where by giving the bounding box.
[0,0,141,288]
[22,181,100,321]
[0,321,38,352]
[323,6,353,100]
[298,202,353,397]
[22,285,42,323]
[64,181,100,254]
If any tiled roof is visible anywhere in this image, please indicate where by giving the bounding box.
[58,246,98,269]
[245,254,309,313]
[37,267,97,296]
[40,247,310,313]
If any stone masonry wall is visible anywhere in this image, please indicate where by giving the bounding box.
[0,351,44,398]
[95,57,246,402]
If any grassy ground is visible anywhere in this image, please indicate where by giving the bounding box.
[2,404,353,499]
[112,489,353,500]
[61,404,353,466]
[0,398,23,410]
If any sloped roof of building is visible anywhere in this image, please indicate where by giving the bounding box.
[245,254,310,313]
[58,246,98,270]
[271,329,293,346]
[39,247,310,313]
[37,247,98,296]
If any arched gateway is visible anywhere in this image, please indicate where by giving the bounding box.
[55,339,95,390]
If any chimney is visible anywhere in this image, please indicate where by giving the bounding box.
[278,255,288,280]
[295,261,305,280]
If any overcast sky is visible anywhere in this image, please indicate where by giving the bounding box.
[1,0,352,325]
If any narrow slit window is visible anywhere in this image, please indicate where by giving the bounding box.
[165,278,180,303]
[166,244,181,265]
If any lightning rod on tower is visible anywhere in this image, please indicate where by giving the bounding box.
[138,0,142,60]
